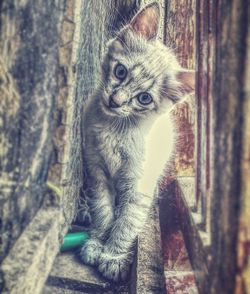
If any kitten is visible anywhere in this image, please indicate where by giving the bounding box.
[80,2,194,282]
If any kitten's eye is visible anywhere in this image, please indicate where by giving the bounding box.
[137,92,153,105]
[114,63,127,80]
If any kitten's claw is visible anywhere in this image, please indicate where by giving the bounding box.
[98,251,133,282]
[80,238,103,266]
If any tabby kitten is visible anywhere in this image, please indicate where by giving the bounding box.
[80,2,194,282]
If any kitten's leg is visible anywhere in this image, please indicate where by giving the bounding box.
[80,169,114,266]
[98,178,153,281]
[76,194,92,226]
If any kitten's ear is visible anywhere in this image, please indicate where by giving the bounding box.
[177,70,196,94]
[129,2,160,40]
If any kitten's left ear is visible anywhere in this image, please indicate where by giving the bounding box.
[129,2,160,40]
[176,70,196,94]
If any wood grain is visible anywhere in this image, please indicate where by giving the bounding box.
[209,0,248,292]
[235,6,250,292]
[163,0,196,184]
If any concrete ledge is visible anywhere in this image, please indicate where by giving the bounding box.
[44,252,129,294]
[1,204,61,294]
[132,203,166,294]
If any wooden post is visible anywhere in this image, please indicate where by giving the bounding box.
[210,1,249,293]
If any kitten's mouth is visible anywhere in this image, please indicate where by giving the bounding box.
[102,101,129,117]
[102,100,119,116]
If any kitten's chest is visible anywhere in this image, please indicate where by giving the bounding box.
[95,129,141,176]
[99,132,123,175]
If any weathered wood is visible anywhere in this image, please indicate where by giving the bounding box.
[162,1,250,294]
[177,0,250,293]
[195,0,215,230]
[132,203,166,294]
[48,0,75,187]
[235,5,250,292]
[163,0,196,184]
[162,3,198,291]
[159,181,199,294]
[165,0,196,69]
[208,1,248,293]
[0,0,76,292]
[0,0,65,263]
[175,180,209,292]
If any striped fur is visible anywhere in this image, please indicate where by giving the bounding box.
[80,2,194,282]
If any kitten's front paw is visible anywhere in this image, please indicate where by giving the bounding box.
[98,251,133,282]
[80,238,103,266]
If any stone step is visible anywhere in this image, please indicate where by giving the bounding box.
[43,252,129,294]
[43,285,86,294]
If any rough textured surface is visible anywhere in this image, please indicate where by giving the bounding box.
[43,286,83,294]
[44,252,129,294]
[47,0,75,188]
[235,6,250,292]
[165,0,196,69]
[1,199,61,294]
[210,1,249,293]
[165,271,198,294]
[0,0,66,263]
[161,1,250,293]
[175,180,209,291]
[133,203,166,294]
[196,0,214,229]
[161,4,199,291]
[160,182,199,294]
[162,0,196,185]
[0,0,75,292]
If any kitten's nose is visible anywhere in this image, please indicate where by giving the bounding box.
[109,96,119,108]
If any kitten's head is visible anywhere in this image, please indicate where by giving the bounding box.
[100,2,195,120]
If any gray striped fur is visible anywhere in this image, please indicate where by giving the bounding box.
[80,2,194,282]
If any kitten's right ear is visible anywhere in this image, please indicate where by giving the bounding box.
[128,2,160,40]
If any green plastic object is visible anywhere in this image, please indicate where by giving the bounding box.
[60,232,89,252]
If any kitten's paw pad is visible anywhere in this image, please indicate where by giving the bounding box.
[80,238,103,266]
[98,252,133,282]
